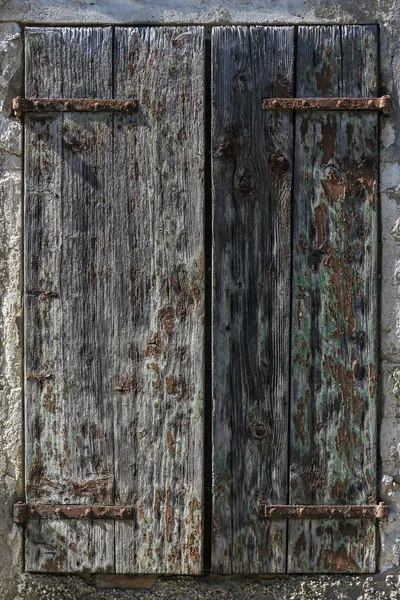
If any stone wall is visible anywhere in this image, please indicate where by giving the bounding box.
[2,1,400,598]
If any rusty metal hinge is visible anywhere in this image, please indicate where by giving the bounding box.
[257,503,388,520]
[262,95,392,115]
[12,97,138,117]
[13,502,134,523]
[14,502,389,523]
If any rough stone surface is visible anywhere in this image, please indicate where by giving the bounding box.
[13,571,400,599]
[0,19,23,600]
[2,0,400,597]
[0,0,396,25]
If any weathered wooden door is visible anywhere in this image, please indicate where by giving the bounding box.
[21,23,380,575]
[24,26,205,574]
[212,24,379,574]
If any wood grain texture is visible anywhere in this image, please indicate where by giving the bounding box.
[288,25,378,573]
[212,26,294,574]
[26,519,114,573]
[25,27,115,572]
[113,26,204,575]
[25,25,204,575]
[288,519,376,573]
[25,27,113,99]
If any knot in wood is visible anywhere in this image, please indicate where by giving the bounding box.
[252,422,267,439]
[238,168,256,196]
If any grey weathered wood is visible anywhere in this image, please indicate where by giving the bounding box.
[25,28,63,98]
[25,27,113,99]
[25,27,115,572]
[113,26,204,575]
[212,26,294,574]
[288,25,378,573]
[26,519,114,572]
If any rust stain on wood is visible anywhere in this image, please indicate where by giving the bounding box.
[313,203,327,249]
[158,306,175,334]
[145,332,163,359]
[165,489,173,543]
[166,431,175,457]
[114,376,143,394]
[324,545,357,572]
[293,390,309,444]
[27,372,55,383]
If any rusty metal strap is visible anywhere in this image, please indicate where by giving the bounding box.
[257,503,388,520]
[262,96,392,114]
[15,502,389,523]
[13,503,134,523]
[12,97,138,116]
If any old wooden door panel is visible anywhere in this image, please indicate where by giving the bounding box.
[24,26,204,574]
[113,26,204,575]
[25,26,115,573]
[288,25,378,573]
[212,26,294,574]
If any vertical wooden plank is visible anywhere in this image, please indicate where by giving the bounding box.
[113,27,204,574]
[62,27,113,98]
[25,519,114,573]
[25,27,115,573]
[288,25,378,573]
[212,26,294,574]
[24,28,63,98]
